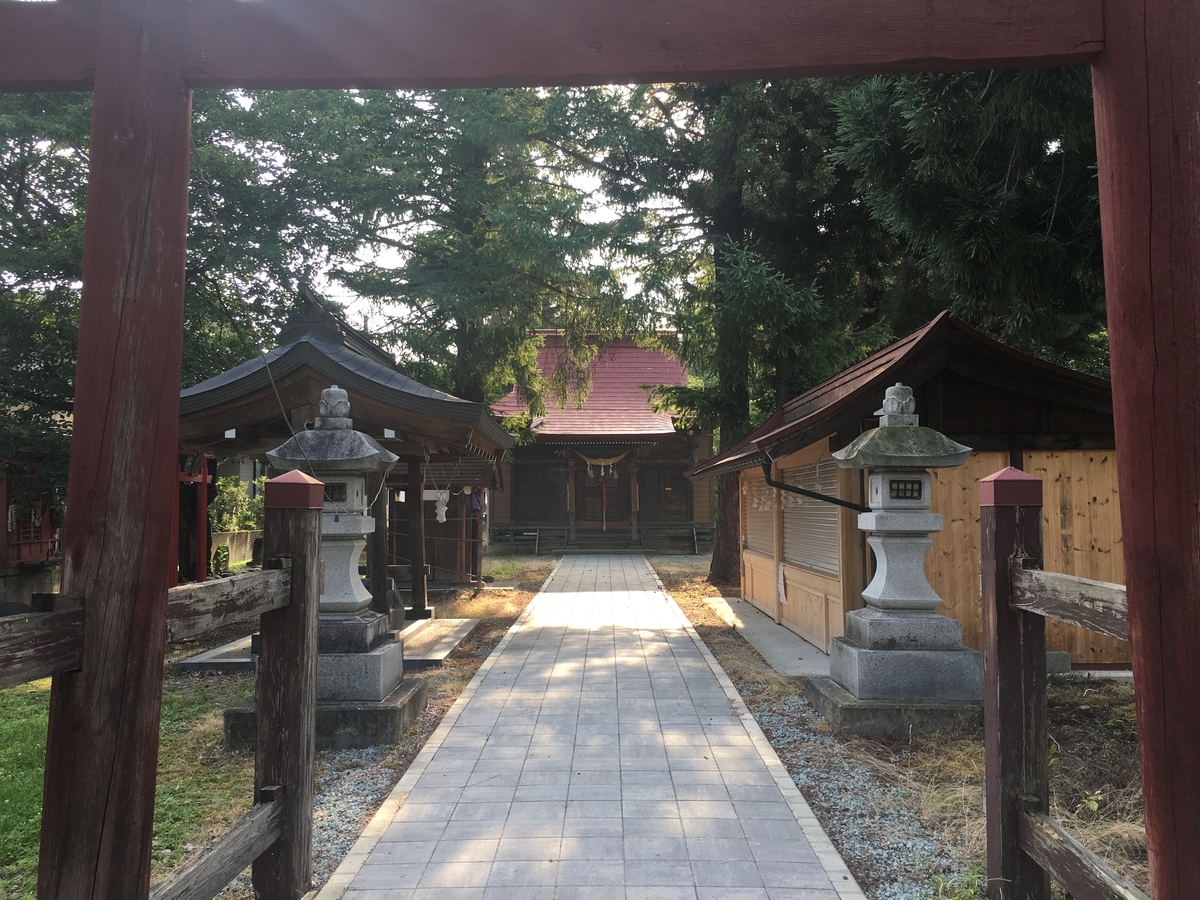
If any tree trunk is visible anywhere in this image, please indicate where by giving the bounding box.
[708,470,741,584]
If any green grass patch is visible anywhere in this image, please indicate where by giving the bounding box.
[0,680,50,899]
[0,674,256,897]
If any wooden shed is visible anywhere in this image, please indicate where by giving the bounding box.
[178,294,514,611]
[689,312,1127,666]
[490,335,713,553]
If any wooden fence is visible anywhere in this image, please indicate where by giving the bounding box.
[0,471,323,900]
[980,467,1148,900]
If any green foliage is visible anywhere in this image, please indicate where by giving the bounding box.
[833,67,1107,372]
[210,475,265,533]
[930,864,986,899]
[586,81,897,442]
[0,676,256,897]
[234,88,651,409]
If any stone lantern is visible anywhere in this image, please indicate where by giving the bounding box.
[815,383,982,732]
[267,385,403,702]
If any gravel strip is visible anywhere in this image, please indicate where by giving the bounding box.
[747,688,973,900]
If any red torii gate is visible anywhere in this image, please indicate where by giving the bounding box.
[0,0,1194,897]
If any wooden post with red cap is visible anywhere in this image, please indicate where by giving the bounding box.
[253,470,323,899]
[979,467,1047,900]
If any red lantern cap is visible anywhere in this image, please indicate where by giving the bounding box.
[979,467,1042,507]
[265,469,325,509]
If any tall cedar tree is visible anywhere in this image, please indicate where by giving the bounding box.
[581,81,893,582]
[0,91,332,502]
[833,67,1107,372]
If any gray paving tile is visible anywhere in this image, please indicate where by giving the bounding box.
[418,861,490,888]
[333,555,856,900]
[557,859,626,885]
[623,860,694,886]
[691,859,766,888]
[623,836,688,860]
[485,860,559,887]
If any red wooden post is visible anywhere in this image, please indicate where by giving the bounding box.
[980,468,1047,900]
[37,0,192,893]
[253,471,322,899]
[1091,0,1200,894]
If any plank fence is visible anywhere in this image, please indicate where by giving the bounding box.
[980,467,1148,900]
[0,472,323,900]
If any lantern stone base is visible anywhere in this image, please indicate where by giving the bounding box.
[829,636,983,703]
[224,677,427,751]
[804,676,981,739]
[317,638,406,702]
[319,610,391,653]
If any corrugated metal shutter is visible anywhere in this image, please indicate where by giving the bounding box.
[744,472,775,555]
[781,461,839,576]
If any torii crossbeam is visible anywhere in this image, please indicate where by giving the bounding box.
[0,0,1195,897]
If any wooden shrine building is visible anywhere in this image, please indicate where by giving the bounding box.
[178,294,514,616]
[691,313,1124,666]
[2,0,1198,894]
[490,335,713,553]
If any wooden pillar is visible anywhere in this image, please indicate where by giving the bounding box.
[979,469,1047,900]
[368,475,389,616]
[253,472,322,899]
[1091,1,1200,894]
[37,0,192,893]
[408,461,428,616]
[629,464,640,542]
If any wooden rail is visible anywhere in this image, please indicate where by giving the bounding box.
[1009,566,1129,643]
[0,473,323,900]
[166,564,292,642]
[149,789,285,900]
[0,566,293,688]
[980,468,1148,900]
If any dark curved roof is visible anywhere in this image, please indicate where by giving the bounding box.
[689,312,1113,479]
[180,332,513,455]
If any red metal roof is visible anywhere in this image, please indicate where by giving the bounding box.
[492,336,687,441]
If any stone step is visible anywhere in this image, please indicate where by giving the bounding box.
[398,617,480,670]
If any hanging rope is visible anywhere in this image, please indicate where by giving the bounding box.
[573,449,629,478]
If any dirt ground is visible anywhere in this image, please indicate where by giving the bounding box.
[647,553,1147,897]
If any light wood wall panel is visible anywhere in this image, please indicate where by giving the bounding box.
[742,549,777,620]
[1026,450,1129,665]
[780,565,841,650]
[925,451,1010,652]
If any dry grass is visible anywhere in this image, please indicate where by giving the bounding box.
[646,554,1148,896]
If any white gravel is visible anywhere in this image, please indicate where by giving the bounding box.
[747,687,973,900]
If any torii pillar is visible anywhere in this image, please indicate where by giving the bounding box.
[1091,0,1200,891]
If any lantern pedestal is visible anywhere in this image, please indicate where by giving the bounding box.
[806,383,982,737]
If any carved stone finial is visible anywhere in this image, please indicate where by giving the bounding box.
[320,385,351,419]
[873,382,919,428]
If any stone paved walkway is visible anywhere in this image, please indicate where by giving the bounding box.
[318,554,864,900]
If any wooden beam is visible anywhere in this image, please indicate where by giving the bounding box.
[1009,566,1129,643]
[36,0,193,893]
[0,608,84,690]
[1091,0,1200,893]
[1018,808,1150,900]
[0,1,98,92]
[1,0,1104,92]
[165,567,291,642]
